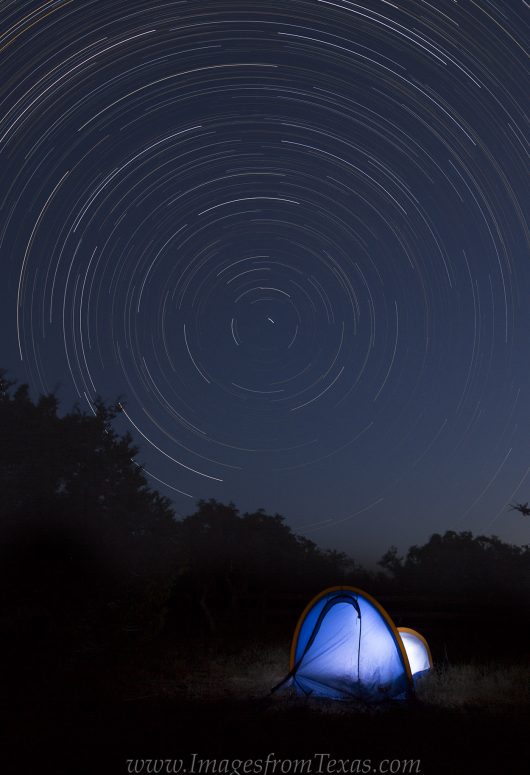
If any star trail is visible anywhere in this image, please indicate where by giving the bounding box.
[1,0,528,560]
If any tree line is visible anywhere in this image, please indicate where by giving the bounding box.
[1,370,528,644]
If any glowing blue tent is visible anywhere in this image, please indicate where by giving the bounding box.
[398,627,433,681]
[276,586,414,701]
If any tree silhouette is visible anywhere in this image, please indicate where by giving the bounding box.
[379,530,530,601]
[0,370,176,541]
[0,370,180,638]
[509,502,530,517]
[173,498,355,633]
[0,372,358,639]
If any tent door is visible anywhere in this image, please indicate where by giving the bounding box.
[294,595,361,697]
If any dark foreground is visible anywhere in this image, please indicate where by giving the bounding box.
[3,591,529,775]
[5,694,529,775]
[4,648,529,775]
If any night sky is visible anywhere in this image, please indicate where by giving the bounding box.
[1,0,528,563]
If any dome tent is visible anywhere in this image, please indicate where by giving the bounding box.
[398,627,433,680]
[275,586,413,701]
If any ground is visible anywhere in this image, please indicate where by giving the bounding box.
[4,641,529,775]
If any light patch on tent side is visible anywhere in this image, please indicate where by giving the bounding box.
[398,628,432,677]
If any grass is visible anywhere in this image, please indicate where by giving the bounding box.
[416,662,530,709]
[184,643,288,700]
[5,639,529,774]
[141,641,530,712]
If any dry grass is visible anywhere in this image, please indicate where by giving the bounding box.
[415,662,530,709]
[156,644,530,712]
[180,643,289,700]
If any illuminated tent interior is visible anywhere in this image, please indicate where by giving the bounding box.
[397,627,433,680]
[274,586,415,701]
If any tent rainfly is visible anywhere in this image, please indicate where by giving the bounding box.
[274,586,432,701]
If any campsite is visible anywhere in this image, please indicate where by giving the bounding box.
[4,579,528,774]
[1,377,528,773]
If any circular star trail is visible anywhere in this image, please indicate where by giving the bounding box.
[1,0,528,556]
